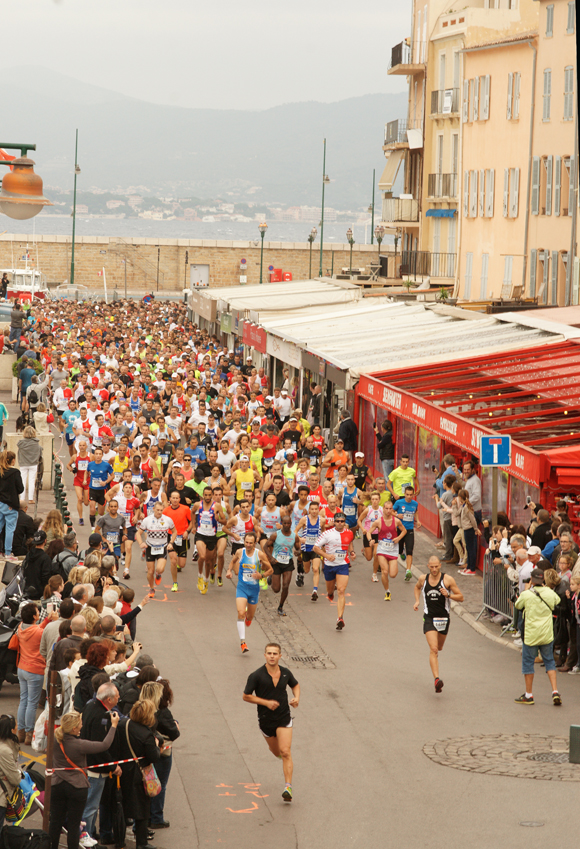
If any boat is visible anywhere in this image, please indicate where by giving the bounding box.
[0,245,50,302]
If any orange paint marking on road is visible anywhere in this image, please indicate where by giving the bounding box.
[226,801,259,814]
[215,784,233,788]
[218,792,236,796]
[246,791,269,798]
[237,783,261,787]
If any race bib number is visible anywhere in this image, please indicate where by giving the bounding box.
[150,545,164,556]
[403,511,415,523]
[132,475,142,484]
[114,472,122,482]
[433,617,449,632]
[344,506,356,516]
[174,535,183,546]
[241,481,252,490]
[242,570,257,584]
[378,539,397,556]
[200,521,214,535]
[92,479,105,489]
[77,460,88,471]
[106,532,117,543]
[161,454,169,464]
[119,512,130,521]
[277,552,290,564]
[335,549,347,564]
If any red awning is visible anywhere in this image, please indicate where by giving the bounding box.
[555,467,580,486]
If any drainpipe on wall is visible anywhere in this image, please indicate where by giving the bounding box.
[567,111,579,304]
[521,39,537,296]
[453,43,465,299]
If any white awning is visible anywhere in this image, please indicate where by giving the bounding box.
[378,150,404,190]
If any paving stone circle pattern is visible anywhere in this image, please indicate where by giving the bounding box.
[256,589,336,670]
[423,734,580,781]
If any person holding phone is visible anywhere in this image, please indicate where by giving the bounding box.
[373,420,394,481]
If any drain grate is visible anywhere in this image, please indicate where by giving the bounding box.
[528,752,569,763]
[290,656,320,663]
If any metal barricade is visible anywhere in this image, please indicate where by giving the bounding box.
[476,550,515,634]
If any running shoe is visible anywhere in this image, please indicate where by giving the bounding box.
[148,588,155,598]
[435,678,444,694]
[245,617,252,627]
[155,573,162,585]
[217,576,223,587]
[327,591,334,602]
[79,518,84,526]
[384,591,391,602]
[277,606,287,617]
[282,786,292,802]
[200,579,208,595]
[240,642,249,653]
[171,583,179,593]
[458,569,477,576]
[196,575,203,591]
[513,638,523,647]
[259,578,268,591]
[552,691,562,706]
[123,568,130,579]
[79,833,98,848]
[372,573,379,582]
[193,550,199,561]
[514,694,534,705]
[209,571,215,585]
[295,573,304,588]
[311,589,318,602]
[177,564,182,572]
[568,666,580,674]
[336,618,345,631]
[4,555,19,563]
[405,569,412,582]
[400,551,406,561]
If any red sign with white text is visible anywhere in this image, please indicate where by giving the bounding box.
[357,374,542,486]
[242,322,267,354]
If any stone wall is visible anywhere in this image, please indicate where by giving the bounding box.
[0,234,391,291]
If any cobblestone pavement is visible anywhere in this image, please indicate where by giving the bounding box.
[423,734,580,781]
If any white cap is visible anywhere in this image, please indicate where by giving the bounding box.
[240,454,249,461]
[281,389,288,394]
[355,452,365,458]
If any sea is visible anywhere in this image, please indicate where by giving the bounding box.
[2,216,395,247]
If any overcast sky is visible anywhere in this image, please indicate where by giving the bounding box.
[0,0,409,110]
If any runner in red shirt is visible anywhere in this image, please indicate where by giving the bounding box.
[306,473,327,506]
[322,494,339,529]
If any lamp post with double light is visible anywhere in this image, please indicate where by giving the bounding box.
[258,222,268,285]
[346,227,355,275]
[319,139,330,277]
[0,143,51,220]
[70,130,80,288]
[308,227,317,278]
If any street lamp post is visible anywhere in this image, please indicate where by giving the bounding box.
[70,130,80,288]
[319,139,330,277]
[346,227,355,275]
[156,246,160,291]
[374,224,385,275]
[0,142,51,219]
[368,168,376,244]
[394,228,400,277]
[308,227,317,278]
[258,222,268,284]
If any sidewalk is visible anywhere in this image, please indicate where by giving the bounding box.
[410,527,519,653]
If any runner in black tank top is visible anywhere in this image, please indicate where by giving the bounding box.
[414,556,463,694]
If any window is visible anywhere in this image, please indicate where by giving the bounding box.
[551,250,559,304]
[462,79,469,122]
[470,170,478,217]
[507,73,513,120]
[567,1,575,33]
[473,76,480,120]
[538,251,550,303]
[485,168,495,217]
[513,72,520,119]
[481,74,491,120]
[502,256,514,297]
[463,170,469,217]
[503,168,509,217]
[439,52,446,90]
[451,134,459,177]
[479,169,486,217]
[531,156,540,214]
[529,249,537,297]
[469,78,475,122]
[509,167,520,217]
[546,4,554,37]
[464,252,473,298]
[564,67,574,120]
[453,51,460,89]
[480,254,489,299]
[543,69,551,122]
[554,155,561,215]
[544,156,553,215]
[437,134,444,175]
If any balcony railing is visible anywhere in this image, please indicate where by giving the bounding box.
[384,118,423,145]
[382,197,419,222]
[427,173,458,198]
[401,250,456,279]
[430,88,460,115]
[389,40,427,69]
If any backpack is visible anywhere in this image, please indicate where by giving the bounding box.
[1,827,50,849]
[27,389,38,407]
[52,549,78,579]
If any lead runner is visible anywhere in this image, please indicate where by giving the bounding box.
[414,556,463,693]
[243,643,300,802]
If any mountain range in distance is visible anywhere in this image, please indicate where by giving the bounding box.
[1,66,407,209]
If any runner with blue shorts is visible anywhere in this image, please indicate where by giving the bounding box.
[226,531,273,654]
[312,512,355,631]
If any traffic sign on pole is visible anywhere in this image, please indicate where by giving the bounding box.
[480,435,511,466]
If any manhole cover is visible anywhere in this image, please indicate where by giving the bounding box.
[528,752,569,763]
[423,734,580,781]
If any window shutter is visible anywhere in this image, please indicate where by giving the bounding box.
[554,155,561,215]
[548,4,554,35]
[543,69,551,121]
[502,256,513,297]
[542,251,550,304]
[568,156,575,216]
[470,170,478,217]
[564,67,574,120]
[513,72,520,119]
[545,156,553,215]
[531,156,540,214]
[463,170,470,217]
[510,167,520,218]
[551,251,559,304]
[482,75,490,120]
[529,249,537,297]
[473,76,480,120]
[480,253,489,299]
[469,78,475,122]
[506,72,513,120]
[503,168,510,217]
[462,79,469,122]
[464,252,473,299]
[567,1,576,33]
[486,169,495,217]
[479,169,485,217]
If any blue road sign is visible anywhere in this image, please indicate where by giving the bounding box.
[480,434,511,466]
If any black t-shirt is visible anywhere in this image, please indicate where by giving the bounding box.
[351,463,370,491]
[244,664,298,724]
[298,446,322,468]
[284,429,302,449]
[274,490,291,508]
[167,485,199,507]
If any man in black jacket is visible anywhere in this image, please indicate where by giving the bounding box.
[81,681,122,846]
[530,509,553,550]
[5,501,36,557]
[22,530,53,597]
[337,409,358,460]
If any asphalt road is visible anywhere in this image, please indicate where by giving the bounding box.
[3,430,577,848]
